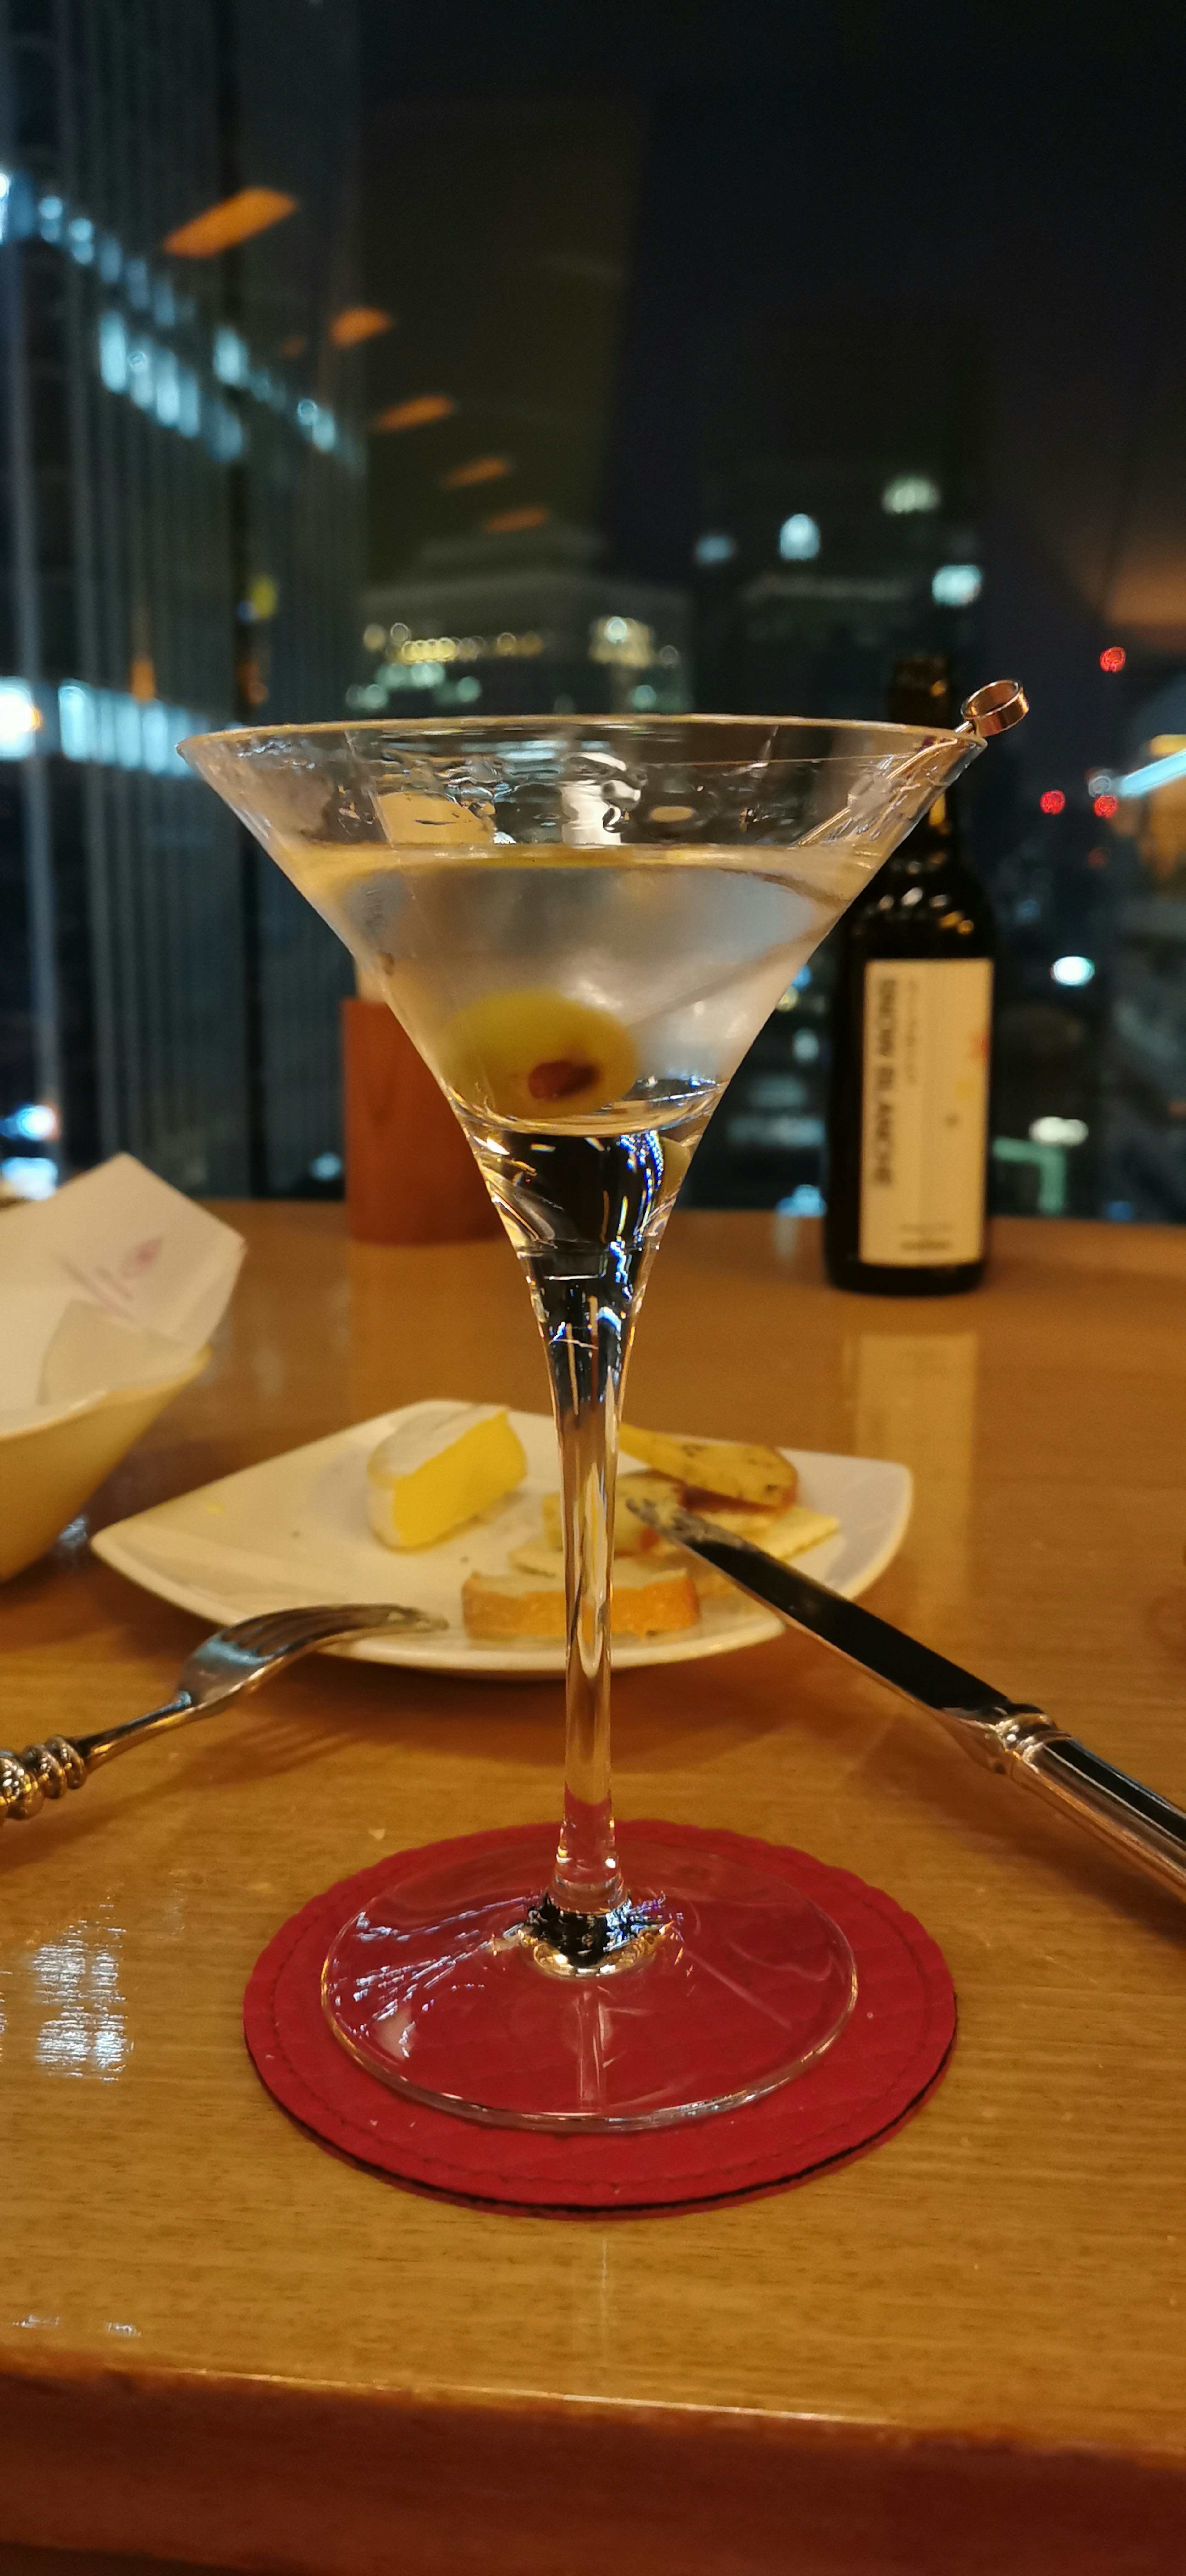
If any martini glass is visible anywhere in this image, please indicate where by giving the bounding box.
[184,691,1023,2132]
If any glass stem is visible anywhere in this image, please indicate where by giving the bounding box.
[471,1113,709,1950]
[538,1265,632,1920]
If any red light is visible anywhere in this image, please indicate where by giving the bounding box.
[1094,792,1118,819]
[1087,847,1108,869]
[1100,645,1126,673]
[1040,789,1066,815]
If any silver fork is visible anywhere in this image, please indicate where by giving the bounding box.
[0,1601,444,1825]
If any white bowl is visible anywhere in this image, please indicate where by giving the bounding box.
[0,1345,210,1581]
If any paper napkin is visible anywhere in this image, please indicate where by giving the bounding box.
[0,1154,244,1430]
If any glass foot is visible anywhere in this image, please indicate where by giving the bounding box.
[322,1826,856,2132]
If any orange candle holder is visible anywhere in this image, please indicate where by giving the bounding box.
[342,997,500,1245]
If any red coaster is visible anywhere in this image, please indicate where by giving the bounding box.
[245,1823,955,2214]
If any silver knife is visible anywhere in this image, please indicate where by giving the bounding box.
[634,1500,1186,1905]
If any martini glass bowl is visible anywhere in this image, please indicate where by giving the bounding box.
[184,702,1018,2132]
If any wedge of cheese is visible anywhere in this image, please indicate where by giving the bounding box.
[619,1425,797,1509]
[462,1554,699,1643]
[367,1402,526,1551]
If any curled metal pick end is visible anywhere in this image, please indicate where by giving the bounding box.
[960,678,1028,739]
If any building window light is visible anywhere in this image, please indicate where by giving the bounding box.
[0,1103,58,1143]
[1,1157,58,1200]
[126,342,155,410]
[1030,1116,1088,1146]
[141,705,170,773]
[177,368,201,437]
[1117,745,1186,798]
[694,531,737,567]
[213,327,249,386]
[590,615,655,668]
[57,682,208,777]
[882,474,941,515]
[115,700,143,768]
[58,684,94,761]
[98,311,129,393]
[36,194,64,242]
[778,514,821,561]
[207,403,245,462]
[153,350,180,426]
[0,681,40,758]
[932,563,983,607]
[66,215,94,263]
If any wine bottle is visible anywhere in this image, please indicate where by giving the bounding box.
[823,655,994,1296]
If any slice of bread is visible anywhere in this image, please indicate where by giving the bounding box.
[462,1554,700,1643]
[619,1426,797,1509]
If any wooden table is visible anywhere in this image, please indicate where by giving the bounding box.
[1,1207,1184,2576]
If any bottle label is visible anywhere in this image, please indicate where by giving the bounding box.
[859,957,992,1267]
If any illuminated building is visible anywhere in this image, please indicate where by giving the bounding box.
[693,311,984,721]
[0,0,362,1195]
[1099,691,1186,1218]
[356,525,690,720]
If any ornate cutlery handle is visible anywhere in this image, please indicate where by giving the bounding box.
[0,1737,90,1820]
[951,1706,1186,1903]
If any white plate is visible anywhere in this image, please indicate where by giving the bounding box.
[92,1403,912,1677]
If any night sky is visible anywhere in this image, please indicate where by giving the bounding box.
[358,0,1186,788]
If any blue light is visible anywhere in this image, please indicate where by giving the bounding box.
[779,514,821,562]
[0,1103,56,1142]
[57,682,208,777]
[932,563,983,607]
[154,350,180,425]
[12,156,357,476]
[58,683,94,760]
[0,681,39,758]
[1,1157,58,1200]
[1117,747,1186,797]
[776,1184,827,1217]
[177,369,201,438]
[213,327,248,387]
[126,341,155,409]
[1051,954,1095,988]
[115,700,142,769]
[309,1152,343,1183]
[98,311,129,393]
[694,531,737,567]
[0,170,11,242]
[141,704,169,773]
